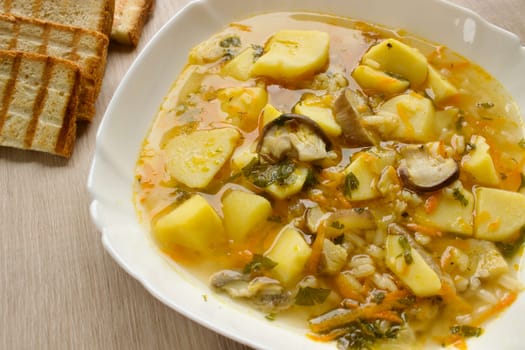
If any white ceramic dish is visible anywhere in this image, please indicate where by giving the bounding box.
[88,0,525,348]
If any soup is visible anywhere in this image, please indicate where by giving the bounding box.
[134,12,525,349]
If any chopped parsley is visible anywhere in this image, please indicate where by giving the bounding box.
[519,139,525,149]
[242,158,296,188]
[344,172,360,197]
[455,113,465,131]
[219,35,241,60]
[496,226,525,258]
[371,291,385,304]
[171,188,191,205]
[219,36,241,48]
[477,102,495,109]
[398,236,413,265]
[337,319,402,350]
[295,287,331,306]
[519,173,525,191]
[330,221,345,230]
[265,313,277,321]
[450,325,483,338]
[243,254,277,274]
[251,44,264,61]
[267,215,283,223]
[304,168,319,188]
[452,188,469,207]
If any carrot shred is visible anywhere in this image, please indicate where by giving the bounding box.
[473,291,518,326]
[363,310,403,323]
[424,193,441,214]
[406,222,442,237]
[307,328,349,342]
[440,281,472,313]
[334,274,364,302]
[305,224,326,274]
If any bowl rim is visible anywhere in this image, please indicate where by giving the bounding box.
[88,0,525,349]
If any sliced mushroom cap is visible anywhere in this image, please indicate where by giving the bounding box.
[397,145,459,192]
[209,270,292,310]
[333,89,378,146]
[257,113,334,163]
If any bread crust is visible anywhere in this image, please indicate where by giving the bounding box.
[111,0,154,46]
[0,13,109,121]
[1,0,116,36]
[0,50,81,157]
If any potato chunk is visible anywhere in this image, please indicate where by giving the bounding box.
[153,195,224,253]
[251,30,330,82]
[293,95,342,137]
[426,65,458,104]
[351,64,409,95]
[222,46,256,81]
[218,87,268,131]
[222,190,272,243]
[461,135,500,186]
[259,103,282,127]
[414,183,474,235]
[362,38,428,87]
[265,166,309,199]
[385,235,442,297]
[165,128,241,189]
[343,149,397,201]
[377,93,435,142]
[474,187,525,241]
[265,227,312,285]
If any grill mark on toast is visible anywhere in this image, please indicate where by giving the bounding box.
[32,0,42,17]
[69,28,81,61]
[7,19,20,50]
[38,22,52,55]
[55,69,80,156]
[0,53,21,133]
[24,56,51,148]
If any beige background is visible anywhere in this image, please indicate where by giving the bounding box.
[1,0,523,349]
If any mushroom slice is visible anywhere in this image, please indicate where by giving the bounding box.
[333,89,379,146]
[209,270,292,310]
[397,144,459,192]
[257,113,334,163]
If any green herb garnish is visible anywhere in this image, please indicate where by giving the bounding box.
[372,291,385,304]
[219,36,241,48]
[243,254,277,274]
[519,139,525,149]
[337,319,402,350]
[398,236,413,265]
[477,102,495,109]
[267,215,282,223]
[450,325,483,338]
[251,44,264,61]
[455,114,465,131]
[219,36,241,60]
[242,158,296,188]
[295,287,331,306]
[265,313,276,321]
[344,172,360,197]
[330,221,345,229]
[496,226,525,258]
[452,188,469,207]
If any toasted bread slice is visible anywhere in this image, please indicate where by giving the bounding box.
[0,50,80,157]
[111,0,154,46]
[0,13,109,121]
[1,0,115,36]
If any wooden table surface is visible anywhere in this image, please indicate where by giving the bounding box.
[1,1,523,349]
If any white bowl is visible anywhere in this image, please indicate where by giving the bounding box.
[88,0,525,348]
